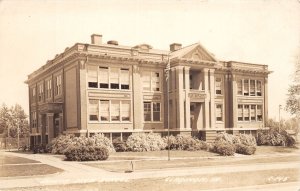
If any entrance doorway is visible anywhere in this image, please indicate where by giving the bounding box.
[190,102,203,130]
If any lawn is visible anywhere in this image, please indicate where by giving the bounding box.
[0,155,40,165]
[3,168,299,191]
[85,155,300,172]
[255,145,300,155]
[0,164,63,177]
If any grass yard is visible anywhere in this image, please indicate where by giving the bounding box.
[0,155,40,165]
[85,155,300,172]
[255,145,300,155]
[3,168,299,191]
[0,164,63,177]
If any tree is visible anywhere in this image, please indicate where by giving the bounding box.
[286,46,300,119]
[0,103,29,138]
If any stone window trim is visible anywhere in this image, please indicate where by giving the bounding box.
[88,99,131,123]
[87,65,130,91]
[143,102,161,122]
[215,104,223,122]
[237,104,263,122]
[215,77,223,95]
[45,79,52,100]
[237,78,263,97]
[54,74,62,97]
[38,83,44,102]
[142,70,161,92]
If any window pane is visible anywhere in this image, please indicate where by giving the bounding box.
[251,105,256,121]
[215,78,222,95]
[89,100,99,121]
[121,69,130,89]
[238,105,243,121]
[250,80,255,96]
[88,66,98,88]
[111,100,120,121]
[142,71,151,91]
[100,100,109,121]
[257,105,262,121]
[237,80,242,95]
[216,104,222,121]
[244,80,249,96]
[121,101,130,121]
[153,102,160,121]
[99,67,109,88]
[152,72,160,91]
[144,102,151,121]
[244,105,249,120]
[257,81,262,96]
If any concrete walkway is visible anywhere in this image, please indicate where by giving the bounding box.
[0,151,299,189]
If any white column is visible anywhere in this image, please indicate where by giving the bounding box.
[176,66,185,129]
[209,69,215,129]
[203,68,210,129]
[184,66,191,129]
[132,65,143,130]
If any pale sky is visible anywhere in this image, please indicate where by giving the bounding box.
[0,0,299,120]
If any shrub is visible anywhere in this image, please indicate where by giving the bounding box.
[90,133,115,153]
[212,132,257,155]
[50,135,75,154]
[163,134,211,151]
[211,140,235,156]
[113,138,127,152]
[126,133,166,152]
[235,143,256,155]
[65,145,109,161]
[257,129,296,147]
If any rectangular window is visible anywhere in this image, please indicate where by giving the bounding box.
[142,71,151,91]
[38,84,44,102]
[55,75,62,96]
[244,80,249,96]
[257,80,262,96]
[153,102,161,121]
[152,72,160,91]
[244,105,250,121]
[121,101,130,121]
[87,66,98,88]
[32,87,36,100]
[100,100,109,121]
[216,104,223,121]
[215,77,222,95]
[237,79,243,95]
[32,111,37,128]
[251,105,256,121]
[111,100,120,121]
[99,67,109,89]
[121,68,130,90]
[89,100,99,121]
[250,80,255,96]
[46,79,52,99]
[238,104,243,121]
[257,105,263,121]
[144,102,151,121]
[110,67,119,89]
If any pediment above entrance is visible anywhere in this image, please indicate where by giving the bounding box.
[170,43,217,62]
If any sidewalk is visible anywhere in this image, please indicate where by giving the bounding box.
[0,151,299,189]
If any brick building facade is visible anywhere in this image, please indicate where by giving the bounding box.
[26,34,271,145]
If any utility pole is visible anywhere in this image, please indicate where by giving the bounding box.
[279,104,282,131]
[17,122,20,149]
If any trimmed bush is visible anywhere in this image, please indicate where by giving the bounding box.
[257,129,296,147]
[211,140,235,156]
[235,143,256,155]
[126,133,166,152]
[113,138,127,152]
[212,132,257,155]
[65,145,109,161]
[163,134,211,151]
[50,133,115,155]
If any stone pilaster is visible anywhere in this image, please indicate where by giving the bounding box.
[79,60,87,130]
[132,65,143,129]
[47,113,54,142]
[231,74,237,129]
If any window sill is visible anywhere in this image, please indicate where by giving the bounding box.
[143,121,163,123]
[88,121,132,124]
[87,88,132,92]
